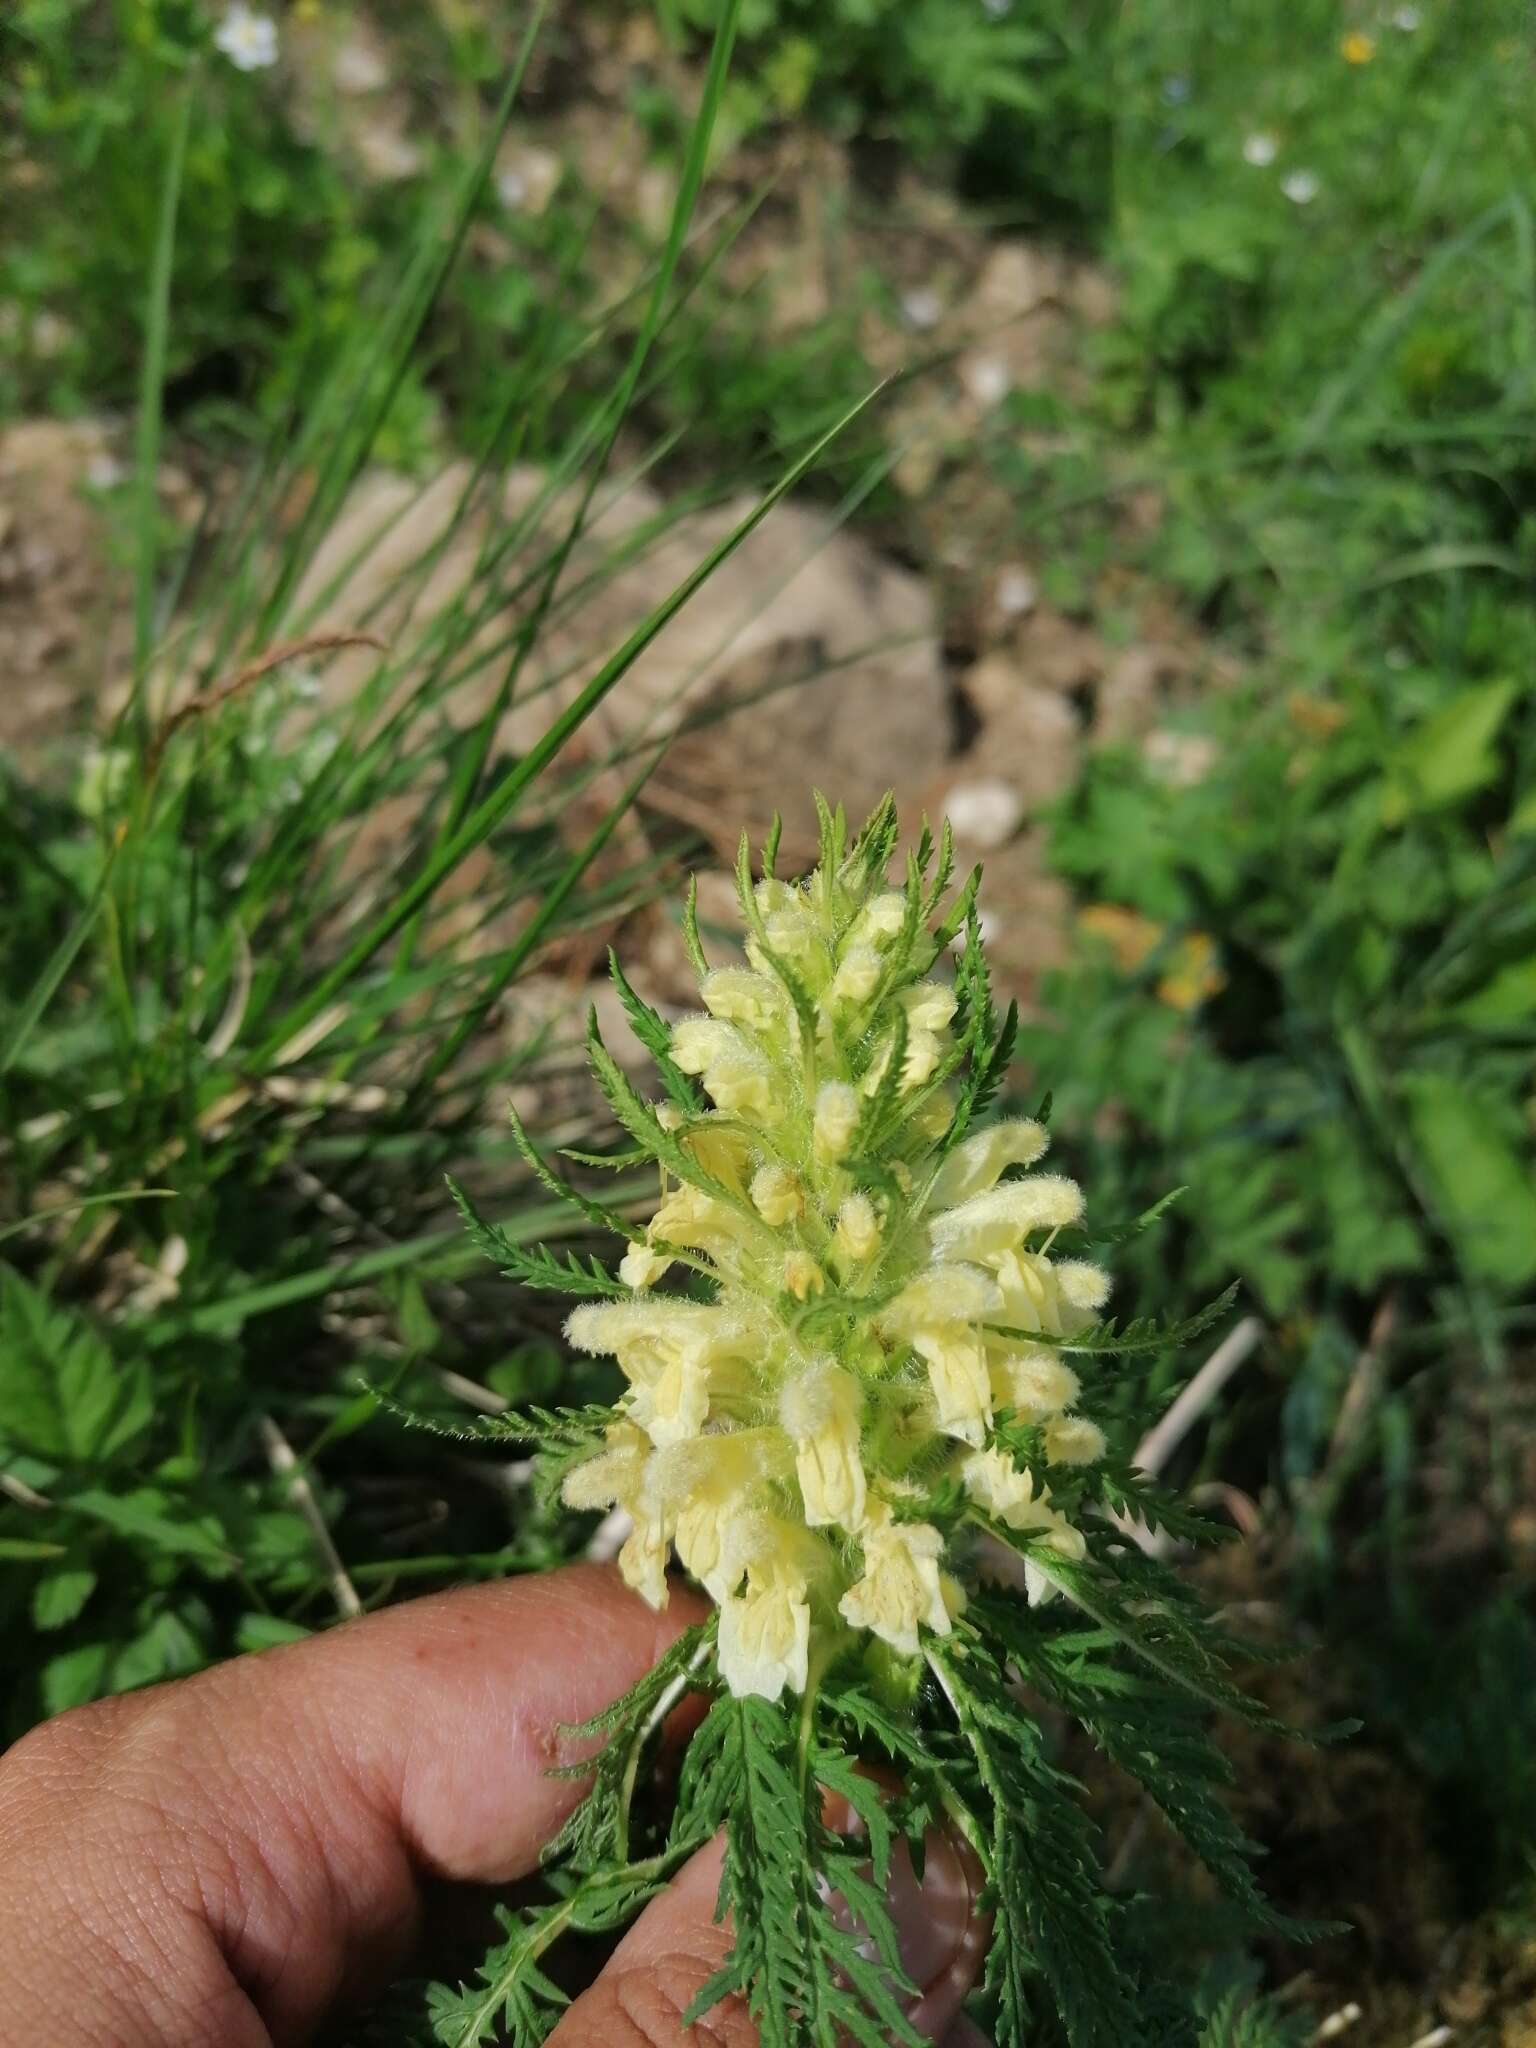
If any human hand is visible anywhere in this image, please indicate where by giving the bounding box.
[0,1563,991,2045]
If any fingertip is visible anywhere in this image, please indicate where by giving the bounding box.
[548,1834,743,2048]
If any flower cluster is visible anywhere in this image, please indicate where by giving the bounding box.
[562,803,1113,1701]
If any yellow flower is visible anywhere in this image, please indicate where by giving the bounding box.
[562,1422,674,1609]
[566,1302,754,1450]
[750,1165,804,1227]
[1021,1517,1087,1609]
[881,1262,1002,1336]
[618,1512,671,1609]
[783,1250,826,1301]
[1156,931,1226,1013]
[619,1240,673,1291]
[987,1345,1081,1421]
[854,892,907,945]
[556,800,1121,1697]
[987,1246,1101,1340]
[1078,901,1162,972]
[813,1080,860,1160]
[630,1349,711,1448]
[833,1193,881,1268]
[560,1420,650,1515]
[651,1185,746,1256]
[928,1118,1048,1208]
[702,968,783,1031]
[671,1018,777,1121]
[719,1555,812,1701]
[838,1503,952,1656]
[661,1440,778,1600]
[1341,31,1375,63]
[826,945,883,1011]
[780,1362,866,1530]
[961,1446,1058,1533]
[912,1325,993,1446]
[929,1175,1085,1261]
[963,1449,1086,1606]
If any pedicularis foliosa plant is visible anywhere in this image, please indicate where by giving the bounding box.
[423,796,1321,2048]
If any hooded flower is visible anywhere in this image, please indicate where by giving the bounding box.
[838,1503,953,1656]
[719,1551,813,1701]
[779,1361,866,1530]
[557,798,1113,1696]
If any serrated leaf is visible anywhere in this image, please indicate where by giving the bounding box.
[0,1269,153,1466]
[32,1566,97,1631]
[447,1173,628,1299]
[681,872,710,978]
[988,1283,1241,1359]
[606,948,701,1111]
[585,1014,752,1221]
[60,1486,236,1569]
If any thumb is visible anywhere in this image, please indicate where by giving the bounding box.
[550,1817,991,2047]
[0,1565,707,2047]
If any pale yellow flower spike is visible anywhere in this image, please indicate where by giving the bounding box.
[558,802,1112,1697]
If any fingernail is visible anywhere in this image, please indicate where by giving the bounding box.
[899,1827,990,2041]
[885,1826,971,1991]
[824,1802,990,2041]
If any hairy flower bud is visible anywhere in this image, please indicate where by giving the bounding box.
[833,1192,880,1267]
[812,1080,859,1160]
[750,1164,804,1226]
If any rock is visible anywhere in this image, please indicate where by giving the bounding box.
[292,465,950,873]
[958,654,1080,809]
[940,776,1026,850]
[973,242,1061,322]
[994,566,1038,619]
[0,418,128,755]
[332,28,390,94]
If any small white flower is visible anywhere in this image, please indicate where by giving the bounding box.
[214,3,278,70]
[1391,5,1421,28]
[900,286,942,332]
[996,566,1037,617]
[496,168,528,212]
[964,356,1012,407]
[1242,132,1279,167]
[1282,170,1320,206]
[85,452,127,492]
[981,0,1013,16]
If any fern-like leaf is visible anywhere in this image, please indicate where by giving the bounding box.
[606,948,701,1112]
[446,1174,627,1298]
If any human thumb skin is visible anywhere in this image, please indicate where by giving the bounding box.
[0,1562,993,2046]
[550,1821,994,2047]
